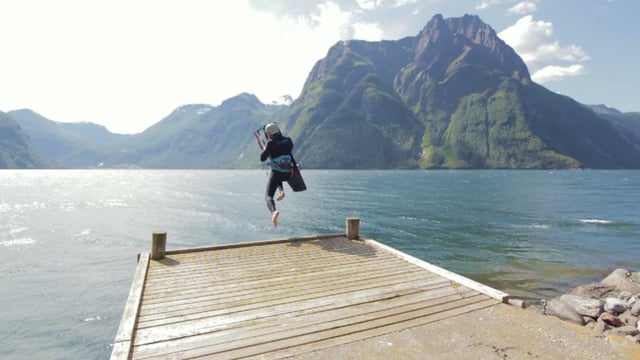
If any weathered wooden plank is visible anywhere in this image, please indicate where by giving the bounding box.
[109,341,131,360]
[138,276,452,337]
[141,275,451,333]
[144,254,387,287]
[141,254,395,296]
[136,270,435,329]
[133,275,453,345]
[137,262,439,317]
[162,233,344,256]
[134,293,494,359]
[160,236,374,258]
[144,241,384,280]
[218,296,497,360]
[140,256,429,304]
[110,252,149,359]
[148,257,401,290]
[142,257,389,295]
[365,238,510,302]
[252,297,499,360]
[152,241,368,273]
[137,274,442,328]
[131,283,472,359]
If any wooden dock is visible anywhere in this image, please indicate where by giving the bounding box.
[111,218,510,359]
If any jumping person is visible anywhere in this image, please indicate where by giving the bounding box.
[260,122,295,227]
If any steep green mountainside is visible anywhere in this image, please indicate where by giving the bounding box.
[289,14,640,169]
[287,39,424,168]
[0,111,60,169]
[520,85,640,168]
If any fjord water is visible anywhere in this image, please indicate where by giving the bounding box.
[1,169,638,359]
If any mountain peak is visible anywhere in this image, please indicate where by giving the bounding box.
[414,14,529,81]
[219,93,264,109]
[418,14,492,43]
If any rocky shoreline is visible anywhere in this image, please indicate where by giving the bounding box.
[530,268,640,344]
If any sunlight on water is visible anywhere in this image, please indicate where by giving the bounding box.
[1,237,36,247]
[0,169,638,359]
[579,218,613,224]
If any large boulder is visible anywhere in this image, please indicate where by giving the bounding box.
[559,294,603,318]
[604,297,628,314]
[569,282,616,298]
[545,298,585,325]
[631,300,640,317]
[600,269,640,294]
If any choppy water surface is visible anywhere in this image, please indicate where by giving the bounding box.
[1,169,638,359]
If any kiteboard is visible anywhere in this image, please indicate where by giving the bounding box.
[254,126,307,192]
[288,162,306,192]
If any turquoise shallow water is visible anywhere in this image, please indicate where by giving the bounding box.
[1,169,638,359]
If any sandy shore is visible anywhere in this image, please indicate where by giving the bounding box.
[294,303,640,360]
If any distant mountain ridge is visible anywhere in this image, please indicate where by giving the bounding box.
[8,94,283,168]
[0,111,60,168]
[5,14,640,169]
[8,109,130,168]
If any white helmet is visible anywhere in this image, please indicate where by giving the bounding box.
[264,122,280,136]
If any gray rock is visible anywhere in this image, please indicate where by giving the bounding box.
[593,319,609,334]
[604,297,628,313]
[618,291,634,301]
[631,298,640,316]
[569,282,616,299]
[559,294,603,318]
[601,269,640,294]
[546,297,585,325]
[619,312,638,327]
[610,325,639,337]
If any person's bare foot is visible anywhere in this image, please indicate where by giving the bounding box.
[276,190,285,201]
[271,210,280,227]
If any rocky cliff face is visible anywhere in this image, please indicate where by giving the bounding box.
[289,14,640,169]
[412,14,529,79]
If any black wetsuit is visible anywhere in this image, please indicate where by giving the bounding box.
[260,133,294,213]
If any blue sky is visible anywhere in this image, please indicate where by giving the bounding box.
[1,0,637,134]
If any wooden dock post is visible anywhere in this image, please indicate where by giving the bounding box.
[151,232,167,260]
[346,217,360,240]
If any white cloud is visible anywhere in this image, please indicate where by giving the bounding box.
[508,1,537,14]
[499,16,552,61]
[357,0,383,10]
[247,0,429,41]
[498,16,590,63]
[498,15,588,83]
[532,64,586,83]
[476,0,507,10]
[393,0,419,7]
